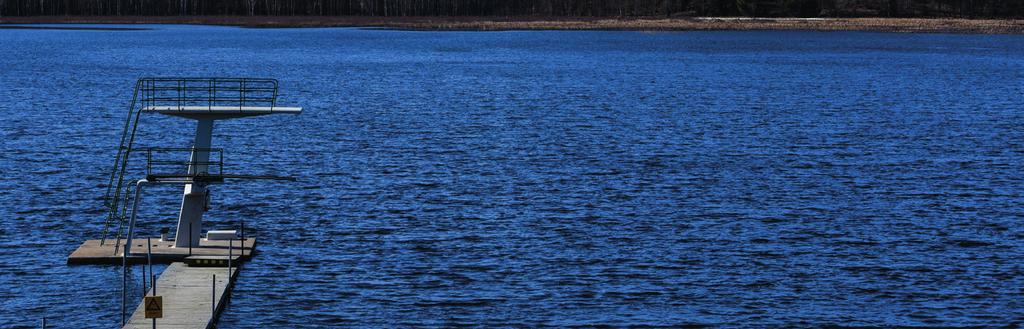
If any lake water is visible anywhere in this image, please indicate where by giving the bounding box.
[1,25,1023,327]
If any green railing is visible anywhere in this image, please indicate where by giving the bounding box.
[138,77,279,111]
[145,147,224,180]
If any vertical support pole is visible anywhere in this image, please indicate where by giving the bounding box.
[228,239,233,283]
[121,244,127,326]
[240,219,246,258]
[124,179,148,256]
[145,130,159,329]
[141,262,146,296]
[41,318,46,329]
[147,237,153,295]
[174,119,214,248]
[151,238,157,297]
[212,274,216,317]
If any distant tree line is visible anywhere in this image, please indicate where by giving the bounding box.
[2,0,1023,17]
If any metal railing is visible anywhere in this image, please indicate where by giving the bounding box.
[138,77,279,111]
[145,147,225,179]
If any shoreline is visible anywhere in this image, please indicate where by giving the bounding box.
[1,16,1023,34]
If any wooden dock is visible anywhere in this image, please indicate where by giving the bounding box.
[123,262,239,329]
[63,77,300,328]
[67,237,256,265]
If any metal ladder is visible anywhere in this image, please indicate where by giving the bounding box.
[100,79,148,250]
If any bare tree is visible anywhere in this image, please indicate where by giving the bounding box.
[0,0,1020,18]
[248,0,258,15]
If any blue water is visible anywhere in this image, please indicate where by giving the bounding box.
[1,25,1023,327]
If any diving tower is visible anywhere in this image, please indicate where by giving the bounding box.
[68,78,302,263]
[142,104,300,250]
[64,78,303,329]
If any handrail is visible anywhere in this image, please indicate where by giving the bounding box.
[145,147,224,178]
[137,77,279,112]
[100,79,142,246]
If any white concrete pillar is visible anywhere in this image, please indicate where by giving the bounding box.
[174,119,214,248]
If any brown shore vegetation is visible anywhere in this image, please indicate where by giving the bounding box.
[3,0,1024,18]
[1,16,1023,33]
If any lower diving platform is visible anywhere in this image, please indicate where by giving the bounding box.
[67,237,256,265]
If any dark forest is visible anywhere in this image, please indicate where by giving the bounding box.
[2,0,1023,18]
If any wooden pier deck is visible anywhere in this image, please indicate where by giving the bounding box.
[67,237,256,265]
[123,262,239,329]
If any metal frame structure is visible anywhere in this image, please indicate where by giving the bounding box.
[100,77,300,255]
[145,147,224,182]
[139,77,278,111]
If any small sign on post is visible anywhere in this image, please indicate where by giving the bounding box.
[144,296,163,319]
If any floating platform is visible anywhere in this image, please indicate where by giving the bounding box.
[67,237,256,265]
[123,262,239,329]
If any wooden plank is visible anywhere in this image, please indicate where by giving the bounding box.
[123,263,239,329]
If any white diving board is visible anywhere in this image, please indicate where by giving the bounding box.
[142,106,302,119]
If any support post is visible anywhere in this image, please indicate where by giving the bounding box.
[174,119,214,248]
[240,219,245,258]
[147,237,153,295]
[121,244,126,326]
[228,239,233,283]
[212,274,216,317]
[141,262,146,296]
[124,179,149,256]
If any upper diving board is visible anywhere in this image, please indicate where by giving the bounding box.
[142,105,302,119]
[134,77,298,120]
